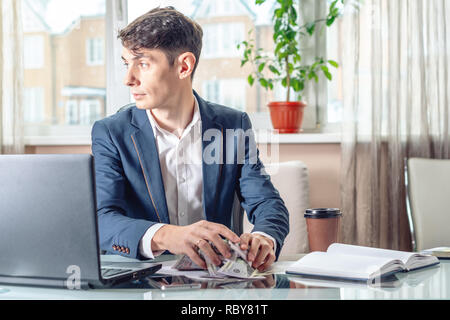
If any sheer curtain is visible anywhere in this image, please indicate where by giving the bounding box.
[0,0,24,154]
[340,0,450,251]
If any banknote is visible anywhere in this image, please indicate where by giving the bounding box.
[250,269,274,278]
[173,240,226,273]
[173,239,264,280]
[217,258,255,279]
[199,249,223,278]
[228,241,250,264]
[172,254,203,271]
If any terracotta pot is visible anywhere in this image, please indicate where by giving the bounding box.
[268,101,307,134]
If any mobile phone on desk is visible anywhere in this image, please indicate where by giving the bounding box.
[147,276,202,290]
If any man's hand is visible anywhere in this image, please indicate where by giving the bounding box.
[151,220,240,269]
[239,233,276,271]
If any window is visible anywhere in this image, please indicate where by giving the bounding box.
[127,1,337,131]
[202,23,244,58]
[24,87,45,123]
[326,0,344,125]
[22,0,106,141]
[204,80,220,104]
[24,0,340,144]
[86,38,105,65]
[65,100,78,125]
[206,0,244,17]
[24,35,44,69]
[203,79,246,112]
[80,99,102,125]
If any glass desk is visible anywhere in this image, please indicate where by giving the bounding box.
[1,254,449,300]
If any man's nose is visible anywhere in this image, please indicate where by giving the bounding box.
[124,68,139,87]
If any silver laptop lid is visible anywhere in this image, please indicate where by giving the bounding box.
[0,154,101,284]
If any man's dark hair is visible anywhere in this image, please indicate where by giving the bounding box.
[118,6,203,79]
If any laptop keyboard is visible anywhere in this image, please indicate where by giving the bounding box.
[101,268,133,278]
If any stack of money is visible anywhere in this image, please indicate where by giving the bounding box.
[173,239,266,280]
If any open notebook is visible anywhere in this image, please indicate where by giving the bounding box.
[286,243,440,283]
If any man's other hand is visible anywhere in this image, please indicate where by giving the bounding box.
[239,233,275,271]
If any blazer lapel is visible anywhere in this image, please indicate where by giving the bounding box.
[196,92,224,222]
[130,107,170,224]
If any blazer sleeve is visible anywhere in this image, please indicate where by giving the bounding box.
[91,120,156,259]
[236,113,290,259]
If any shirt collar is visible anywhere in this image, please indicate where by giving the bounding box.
[146,96,201,139]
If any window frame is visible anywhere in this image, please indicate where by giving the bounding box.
[24,0,341,146]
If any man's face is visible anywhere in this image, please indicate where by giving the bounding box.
[121,47,179,110]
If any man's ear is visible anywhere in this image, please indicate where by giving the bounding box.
[177,52,196,80]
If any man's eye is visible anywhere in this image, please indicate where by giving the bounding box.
[123,63,129,69]
[140,63,149,68]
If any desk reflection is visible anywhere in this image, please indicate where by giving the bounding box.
[115,274,295,290]
[113,265,440,291]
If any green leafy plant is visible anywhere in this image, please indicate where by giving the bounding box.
[238,0,345,102]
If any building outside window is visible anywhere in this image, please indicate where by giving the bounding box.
[22,0,106,140]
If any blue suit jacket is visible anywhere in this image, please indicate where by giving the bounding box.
[91,92,289,260]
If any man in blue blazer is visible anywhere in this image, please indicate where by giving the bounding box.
[91,7,289,271]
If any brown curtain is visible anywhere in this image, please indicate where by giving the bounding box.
[340,0,450,251]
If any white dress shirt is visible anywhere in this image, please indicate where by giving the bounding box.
[139,97,276,259]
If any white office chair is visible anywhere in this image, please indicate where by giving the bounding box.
[243,161,310,257]
[406,158,450,251]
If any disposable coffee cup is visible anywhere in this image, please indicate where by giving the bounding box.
[304,208,342,252]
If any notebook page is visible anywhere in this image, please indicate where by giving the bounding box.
[327,243,413,265]
[286,252,401,280]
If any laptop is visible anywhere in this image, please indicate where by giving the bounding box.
[0,154,161,289]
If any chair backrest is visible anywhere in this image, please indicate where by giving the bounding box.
[116,103,135,113]
[406,158,450,251]
[243,161,310,256]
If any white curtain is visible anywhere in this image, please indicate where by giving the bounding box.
[0,0,24,154]
[340,0,450,251]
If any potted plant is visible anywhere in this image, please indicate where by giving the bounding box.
[238,0,344,133]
